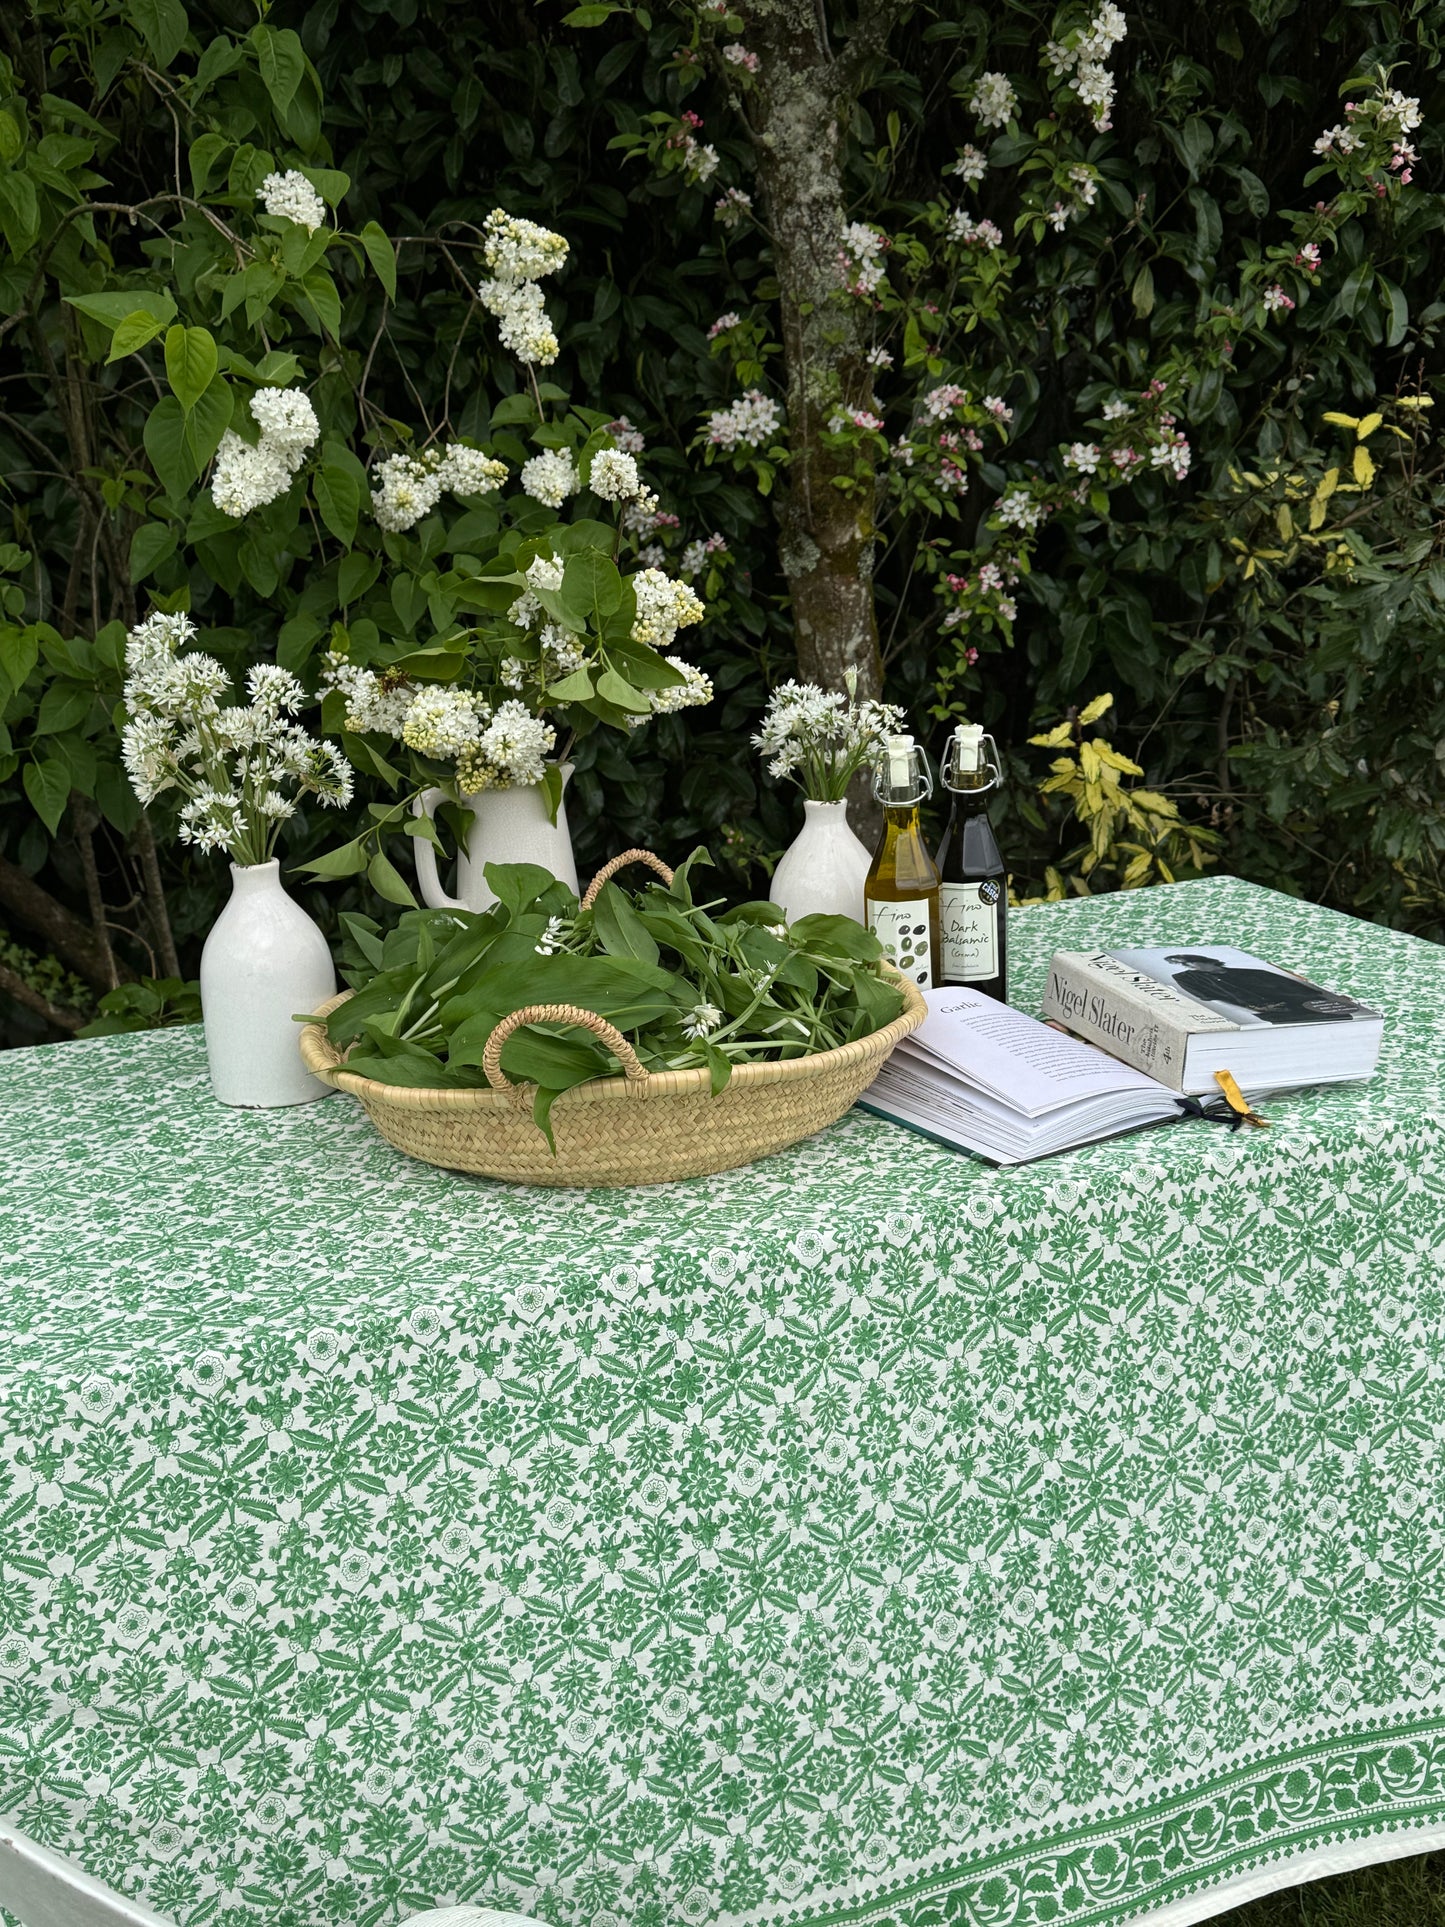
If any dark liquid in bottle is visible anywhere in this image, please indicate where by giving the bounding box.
[936,777,1008,1001]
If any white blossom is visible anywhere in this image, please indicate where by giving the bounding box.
[682,1002,725,1040]
[211,387,319,518]
[969,71,1018,129]
[477,276,560,366]
[525,554,565,594]
[996,488,1043,530]
[631,568,705,649]
[707,390,782,450]
[948,145,989,183]
[589,448,642,501]
[647,657,713,716]
[370,452,443,533]
[257,169,327,232]
[481,210,569,283]
[520,449,579,508]
[1064,441,1101,473]
[437,445,507,496]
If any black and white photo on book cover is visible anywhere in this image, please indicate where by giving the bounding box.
[1108,945,1381,1029]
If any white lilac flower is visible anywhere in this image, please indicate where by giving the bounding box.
[682,1002,725,1040]
[437,445,507,497]
[257,170,327,232]
[477,276,560,366]
[525,554,565,594]
[631,568,706,649]
[323,655,415,737]
[589,448,642,501]
[211,387,319,518]
[508,590,543,629]
[400,686,487,759]
[500,657,526,689]
[541,625,586,675]
[968,71,1017,129]
[520,449,579,507]
[648,657,714,715]
[457,701,556,792]
[249,387,320,454]
[481,210,569,284]
[706,390,782,450]
[370,452,443,533]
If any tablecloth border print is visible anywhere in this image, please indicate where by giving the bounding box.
[791,1721,1445,1924]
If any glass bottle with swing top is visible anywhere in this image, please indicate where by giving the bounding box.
[936,722,1008,1000]
[864,734,941,989]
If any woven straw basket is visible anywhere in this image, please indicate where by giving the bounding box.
[298,849,926,1188]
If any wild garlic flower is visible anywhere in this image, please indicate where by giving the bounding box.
[121,611,351,865]
[535,914,567,956]
[257,170,328,232]
[521,449,580,507]
[682,1002,725,1040]
[752,679,904,801]
[211,387,319,518]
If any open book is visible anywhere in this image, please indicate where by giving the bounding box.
[859,986,1188,1164]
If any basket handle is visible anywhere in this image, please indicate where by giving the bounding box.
[482,1003,650,1092]
[581,848,674,910]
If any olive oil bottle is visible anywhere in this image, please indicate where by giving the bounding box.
[865,734,941,988]
[936,722,1008,1000]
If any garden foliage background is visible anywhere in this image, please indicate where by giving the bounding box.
[0,0,1443,1045]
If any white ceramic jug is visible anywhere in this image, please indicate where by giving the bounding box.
[411,765,580,911]
[199,860,337,1107]
[770,798,872,924]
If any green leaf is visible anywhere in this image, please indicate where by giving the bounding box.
[0,626,39,695]
[539,761,564,826]
[563,3,617,21]
[250,24,307,120]
[131,0,189,68]
[315,460,360,547]
[65,289,178,332]
[164,326,218,412]
[338,552,380,605]
[129,521,178,583]
[299,267,341,339]
[483,861,557,922]
[360,221,397,300]
[143,395,198,495]
[595,667,651,714]
[589,880,659,965]
[36,682,91,734]
[296,839,369,880]
[545,666,593,703]
[106,310,166,363]
[0,109,22,167]
[184,378,233,474]
[23,756,70,835]
[368,849,417,907]
[0,171,41,257]
[188,131,230,196]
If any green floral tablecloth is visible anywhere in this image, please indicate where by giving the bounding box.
[3,876,1444,1927]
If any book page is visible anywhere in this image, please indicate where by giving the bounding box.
[907,986,1172,1117]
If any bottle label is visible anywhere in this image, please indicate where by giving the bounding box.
[940,880,1000,982]
[866,899,934,989]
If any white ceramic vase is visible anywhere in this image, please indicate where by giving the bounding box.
[199,860,337,1108]
[411,763,580,911]
[770,797,873,925]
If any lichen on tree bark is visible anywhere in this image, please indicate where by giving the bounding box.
[742,0,901,716]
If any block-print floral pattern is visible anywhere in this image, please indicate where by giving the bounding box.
[2,877,1443,1927]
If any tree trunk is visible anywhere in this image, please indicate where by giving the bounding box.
[747,6,883,700]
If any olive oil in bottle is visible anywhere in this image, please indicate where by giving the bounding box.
[865,734,941,988]
[936,722,1008,1000]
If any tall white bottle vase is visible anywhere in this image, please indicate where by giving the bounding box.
[199,860,337,1107]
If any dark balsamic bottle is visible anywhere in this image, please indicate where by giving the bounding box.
[935,723,1008,1002]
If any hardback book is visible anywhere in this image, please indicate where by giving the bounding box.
[1040,944,1384,1094]
[859,986,1190,1165]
